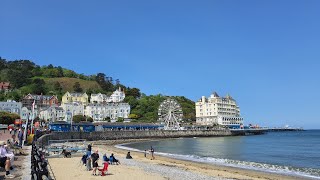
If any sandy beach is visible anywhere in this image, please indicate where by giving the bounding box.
[46,139,306,180]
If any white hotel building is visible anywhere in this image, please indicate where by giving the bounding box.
[86,88,130,121]
[85,103,130,121]
[196,92,243,127]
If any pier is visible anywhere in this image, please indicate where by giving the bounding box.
[267,127,304,132]
[230,129,268,135]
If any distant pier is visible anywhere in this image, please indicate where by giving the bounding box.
[230,129,267,135]
[230,128,304,135]
[267,127,304,132]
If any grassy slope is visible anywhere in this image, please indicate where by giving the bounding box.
[44,77,102,92]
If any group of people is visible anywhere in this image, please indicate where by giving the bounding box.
[81,143,122,176]
[0,141,16,179]
[144,146,155,160]
[79,143,156,176]
[6,128,24,147]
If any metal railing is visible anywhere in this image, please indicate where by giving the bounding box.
[31,143,50,180]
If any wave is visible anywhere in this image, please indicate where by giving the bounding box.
[115,144,320,179]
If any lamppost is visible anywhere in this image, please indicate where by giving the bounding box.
[70,104,74,131]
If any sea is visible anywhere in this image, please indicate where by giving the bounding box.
[116,130,320,179]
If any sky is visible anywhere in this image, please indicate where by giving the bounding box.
[1,0,320,128]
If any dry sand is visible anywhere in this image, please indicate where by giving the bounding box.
[48,139,305,180]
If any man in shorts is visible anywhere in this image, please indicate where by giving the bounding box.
[91,150,99,176]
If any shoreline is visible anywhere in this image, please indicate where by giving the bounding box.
[47,138,313,180]
[99,139,307,179]
[48,139,312,180]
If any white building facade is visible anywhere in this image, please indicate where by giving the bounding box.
[60,102,85,123]
[85,103,130,121]
[90,93,109,104]
[21,107,39,120]
[0,100,22,116]
[39,106,65,122]
[108,88,125,102]
[196,92,243,126]
[90,88,125,104]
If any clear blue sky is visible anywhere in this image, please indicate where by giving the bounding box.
[1,0,320,128]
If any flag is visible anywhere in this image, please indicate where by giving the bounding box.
[32,100,35,112]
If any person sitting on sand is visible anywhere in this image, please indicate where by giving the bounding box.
[81,153,87,165]
[110,153,120,165]
[103,153,109,162]
[126,151,132,159]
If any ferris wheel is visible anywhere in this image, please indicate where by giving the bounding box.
[158,98,183,130]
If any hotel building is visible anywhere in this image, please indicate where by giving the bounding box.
[195,92,243,127]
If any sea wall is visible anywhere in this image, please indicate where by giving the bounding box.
[37,130,233,146]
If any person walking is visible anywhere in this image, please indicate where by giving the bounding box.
[87,143,92,157]
[18,129,23,147]
[150,146,155,160]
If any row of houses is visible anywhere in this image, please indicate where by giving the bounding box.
[0,88,131,123]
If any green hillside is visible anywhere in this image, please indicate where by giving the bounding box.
[0,57,196,122]
[45,77,102,92]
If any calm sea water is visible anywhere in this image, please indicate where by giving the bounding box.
[117,130,320,179]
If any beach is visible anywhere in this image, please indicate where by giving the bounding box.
[47,139,304,180]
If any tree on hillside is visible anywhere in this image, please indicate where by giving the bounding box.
[64,69,77,78]
[42,68,61,78]
[0,69,10,82]
[95,73,114,92]
[0,91,6,101]
[115,79,120,85]
[47,64,54,69]
[57,66,64,77]
[124,96,139,109]
[0,57,7,71]
[6,60,35,88]
[73,82,83,93]
[32,66,43,76]
[126,87,141,99]
[6,90,22,102]
[32,79,46,93]
[32,78,47,94]
[54,82,63,93]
